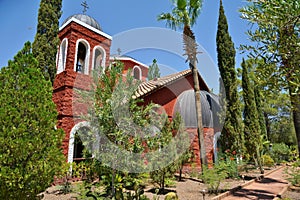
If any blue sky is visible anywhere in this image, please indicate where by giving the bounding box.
[0,0,250,91]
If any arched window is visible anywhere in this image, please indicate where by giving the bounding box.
[92,46,106,72]
[133,66,141,80]
[57,38,68,74]
[75,39,90,74]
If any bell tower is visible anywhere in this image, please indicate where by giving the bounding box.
[53,13,112,161]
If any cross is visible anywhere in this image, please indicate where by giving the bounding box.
[81,1,89,14]
[117,48,122,56]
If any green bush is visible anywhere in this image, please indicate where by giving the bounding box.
[261,154,275,167]
[0,42,65,200]
[200,165,227,194]
[270,143,293,163]
[286,160,300,187]
[217,151,239,178]
[217,159,239,179]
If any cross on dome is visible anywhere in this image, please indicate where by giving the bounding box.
[81,1,89,14]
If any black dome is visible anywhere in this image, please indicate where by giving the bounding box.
[62,14,102,31]
[173,90,221,128]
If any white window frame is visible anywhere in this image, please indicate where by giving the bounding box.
[92,45,106,72]
[74,39,90,75]
[133,65,142,80]
[57,38,68,74]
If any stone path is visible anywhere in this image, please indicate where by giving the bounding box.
[214,166,290,200]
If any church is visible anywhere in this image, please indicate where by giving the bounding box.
[52,13,221,169]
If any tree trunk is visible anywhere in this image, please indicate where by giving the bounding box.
[256,146,264,174]
[290,92,300,157]
[179,166,183,181]
[183,24,207,172]
[162,173,165,193]
[190,60,207,170]
[264,112,271,141]
[111,169,116,197]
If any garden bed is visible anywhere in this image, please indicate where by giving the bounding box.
[41,164,298,200]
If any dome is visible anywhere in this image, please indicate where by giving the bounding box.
[62,14,102,31]
[173,90,221,128]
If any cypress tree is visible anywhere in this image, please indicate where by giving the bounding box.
[242,59,263,173]
[147,59,161,80]
[216,0,244,155]
[254,86,268,140]
[32,0,62,84]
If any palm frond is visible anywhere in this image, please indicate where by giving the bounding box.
[158,12,181,30]
[189,0,202,26]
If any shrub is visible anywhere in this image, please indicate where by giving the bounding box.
[217,151,239,178]
[261,154,275,167]
[200,165,227,194]
[0,42,65,199]
[270,143,292,163]
[285,160,300,187]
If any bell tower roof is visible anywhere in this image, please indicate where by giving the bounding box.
[61,14,102,31]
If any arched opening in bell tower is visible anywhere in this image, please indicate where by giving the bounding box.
[75,40,90,74]
[92,46,106,72]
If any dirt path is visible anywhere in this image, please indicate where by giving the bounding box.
[216,166,290,200]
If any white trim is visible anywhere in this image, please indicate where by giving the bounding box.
[74,39,90,75]
[59,17,112,40]
[92,45,106,71]
[57,38,68,74]
[110,56,149,69]
[133,65,142,80]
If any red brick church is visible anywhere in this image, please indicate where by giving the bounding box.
[53,14,221,168]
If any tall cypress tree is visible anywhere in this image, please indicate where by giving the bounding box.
[32,0,62,84]
[242,59,263,173]
[216,0,244,155]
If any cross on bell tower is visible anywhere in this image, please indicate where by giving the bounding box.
[81,1,89,14]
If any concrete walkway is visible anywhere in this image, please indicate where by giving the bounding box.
[213,166,290,200]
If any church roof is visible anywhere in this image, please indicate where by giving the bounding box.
[62,14,102,31]
[132,69,209,99]
[132,69,192,99]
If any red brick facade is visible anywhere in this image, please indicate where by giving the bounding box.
[53,15,218,167]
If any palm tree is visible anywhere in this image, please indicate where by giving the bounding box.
[158,0,207,169]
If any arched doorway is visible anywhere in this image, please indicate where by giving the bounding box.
[68,122,92,163]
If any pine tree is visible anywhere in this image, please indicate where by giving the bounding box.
[0,42,65,199]
[242,59,263,173]
[240,0,300,158]
[32,0,62,84]
[216,0,244,155]
[147,59,161,80]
